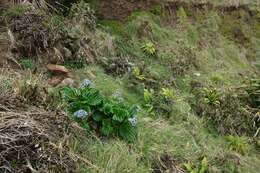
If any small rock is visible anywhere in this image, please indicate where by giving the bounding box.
[47,64,70,76]
[63,47,72,59]
[58,78,75,87]
[54,47,64,62]
[48,76,64,86]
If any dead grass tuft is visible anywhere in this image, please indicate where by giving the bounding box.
[0,93,75,173]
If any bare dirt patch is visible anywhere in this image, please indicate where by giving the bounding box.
[99,0,160,21]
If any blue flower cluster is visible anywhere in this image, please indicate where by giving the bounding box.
[79,79,93,89]
[73,109,88,118]
[128,116,137,126]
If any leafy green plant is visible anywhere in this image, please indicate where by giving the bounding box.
[150,5,163,16]
[132,67,145,81]
[184,157,208,173]
[3,4,30,19]
[20,59,34,70]
[194,88,255,136]
[143,88,155,116]
[161,88,175,100]
[144,88,154,103]
[227,135,249,155]
[62,83,138,142]
[141,41,156,56]
[177,7,188,23]
[202,87,221,106]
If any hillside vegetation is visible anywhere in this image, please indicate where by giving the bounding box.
[0,0,259,173]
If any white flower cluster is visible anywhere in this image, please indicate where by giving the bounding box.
[79,79,93,89]
[73,109,88,118]
[128,116,137,126]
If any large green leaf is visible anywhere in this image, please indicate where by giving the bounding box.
[62,87,78,101]
[80,121,90,131]
[112,107,128,122]
[128,105,138,117]
[101,119,114,136]
[82,89,103,106]
[93,111,103,122]
[119,122,137,142]
[103,102,113,115]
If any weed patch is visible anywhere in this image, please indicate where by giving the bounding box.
[193,87,256,136]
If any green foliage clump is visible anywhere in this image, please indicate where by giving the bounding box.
[150,5,163,16]
[177,7,188,23]
[227,135,249,155]
[3,5,30,19]
[184,157,208,173]
[143,88,155,115]
[169,43,197,76]
[0,75,13,97]
[194,87,255,136]
[132,67,145,81]
[202,87,221,106]
[20,59,34,70]
[143,87,176,118]
[141,41,156,56]
[100,20,124,35]
[144,88,154,103]
[161,88,176,100]
[62,84,138,142]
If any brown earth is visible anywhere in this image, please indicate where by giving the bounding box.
[98,0,257,21]
[99,0,160,21]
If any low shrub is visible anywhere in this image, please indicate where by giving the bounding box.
[101,56,132,76]
[202,87,221,106]
[227,135,249,155]
[193,87,255,136]
[143,87,176,118]
[132,67,146,81]
[62,80,138,142]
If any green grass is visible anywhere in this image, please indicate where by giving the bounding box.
[69,4,260,172]
[1,1,259,172]
[3,4,30,19]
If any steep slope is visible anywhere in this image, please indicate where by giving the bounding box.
[0,1,259,173]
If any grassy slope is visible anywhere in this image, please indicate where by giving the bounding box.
[70,2,260,173]
[0,1,259,173]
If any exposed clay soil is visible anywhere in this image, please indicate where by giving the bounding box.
[98,0,257,21]
[99,0,160,21]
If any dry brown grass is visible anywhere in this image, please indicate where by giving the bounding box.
[0,93,76,173]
